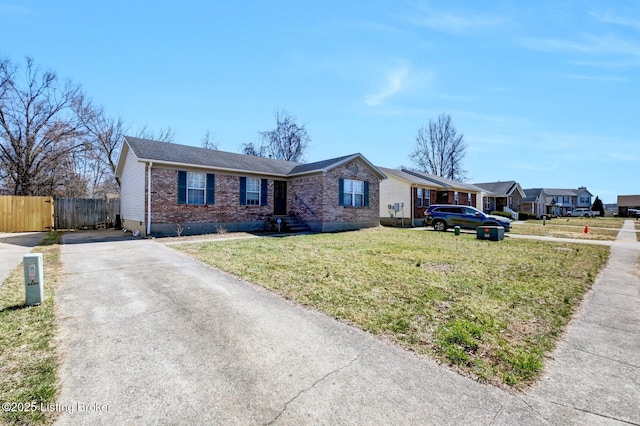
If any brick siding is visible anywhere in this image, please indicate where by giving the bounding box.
[146,162,380,234]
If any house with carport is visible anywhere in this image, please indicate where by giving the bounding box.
[617,195,640,217]
[115,137,386,236]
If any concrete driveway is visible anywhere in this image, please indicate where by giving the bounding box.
[54,226,640,425]
[0,232,45,283]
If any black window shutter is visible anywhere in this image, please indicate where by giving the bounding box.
[177,171,187,204]
[206,174,215,205]
[364,180,370,207]
[239,177,247,205]
[260,179,268,206]
[338,178,345,206]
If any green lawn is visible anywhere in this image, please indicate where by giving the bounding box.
[174,227,610,388]
[0,232,62,426]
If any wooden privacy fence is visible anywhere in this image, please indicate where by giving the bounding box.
[54,197,120,230]
[0,196,54,232]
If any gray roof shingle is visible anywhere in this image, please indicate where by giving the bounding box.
[125,136,300,175]
[122,137,385,179]
[474,181,517,196]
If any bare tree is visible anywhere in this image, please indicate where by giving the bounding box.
[0,57,84,195]
[136,125,175,143]
[239,141,266,157]
[259,109,310,162]
[410,113,467,181]
[73,92,126,192]
[74,92,175,193]
[201,130,218,150]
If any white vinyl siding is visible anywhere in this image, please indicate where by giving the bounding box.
[378,175,412,218]
[120,149,146,222]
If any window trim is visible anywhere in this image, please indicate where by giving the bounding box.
[245,177,261,206]
[187,172,206,205]
[339,178,369,207]
[177,171,215,205]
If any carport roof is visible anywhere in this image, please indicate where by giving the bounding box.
[617,195,640,207]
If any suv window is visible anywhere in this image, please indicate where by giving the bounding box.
[437,207,464,214]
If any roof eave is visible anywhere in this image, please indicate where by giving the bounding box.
[135,157,291,178]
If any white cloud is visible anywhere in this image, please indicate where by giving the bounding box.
[364,65,410,107]
[591,12,640,31]
[521,34,640,58]
[409,6,506,34]
[0,4,31,14]
[565,73,628,82]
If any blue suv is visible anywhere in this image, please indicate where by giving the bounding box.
[424,204,511,232]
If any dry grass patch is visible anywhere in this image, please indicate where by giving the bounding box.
[175,227,609,388]
[511,219,619,241]
[0,232,62,425]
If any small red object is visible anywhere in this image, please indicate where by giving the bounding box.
[584,225,589,233]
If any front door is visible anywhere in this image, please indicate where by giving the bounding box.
[274,180,287,215]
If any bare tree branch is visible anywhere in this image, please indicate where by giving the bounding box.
[201,130,218,150]
[257,109,310,162]
[410,113,467,181]
[0,57,84,195]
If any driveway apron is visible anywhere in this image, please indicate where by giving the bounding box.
[54,225,640,425]
[0,232,45,283]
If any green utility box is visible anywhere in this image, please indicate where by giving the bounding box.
[476,226,504,241]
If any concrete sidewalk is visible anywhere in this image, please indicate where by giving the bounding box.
[501,220,640,424]
[54,224,640,425]
[0,232,45,283]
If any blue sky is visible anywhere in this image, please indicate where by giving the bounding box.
[1,1,638,203]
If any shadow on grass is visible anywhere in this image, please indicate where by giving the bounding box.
[0,303,33,314]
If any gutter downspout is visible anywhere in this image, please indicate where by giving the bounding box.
[147,161,153,236]
[411,184,415,227]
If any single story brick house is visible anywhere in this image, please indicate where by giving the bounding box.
[378,167,483,227]
[115,137,386,236]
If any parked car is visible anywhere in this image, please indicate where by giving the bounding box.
[629,208,640,218]
[424,205,511,232]
[567,208,599,217]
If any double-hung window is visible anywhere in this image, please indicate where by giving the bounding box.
[416,188,423,208]
[343,179,364,207]
[424,189,430,208]
[178,170,215,205]
[187,172,206,205]
[246,177,260,206]
[468,192,472,206]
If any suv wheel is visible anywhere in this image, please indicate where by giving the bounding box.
[433,220,447,232]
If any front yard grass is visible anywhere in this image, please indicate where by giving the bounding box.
[175,227,609,388]
[0,232,62,425]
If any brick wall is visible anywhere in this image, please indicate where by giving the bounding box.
[147,162,380,235]
[320,159,380,231]
[149,167,273,226]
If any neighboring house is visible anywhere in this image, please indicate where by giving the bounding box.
[378,167,483,227]
[115,137,386,236]
[473,181,525,216]
[617,195,640,217]
[522,187,594,218]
